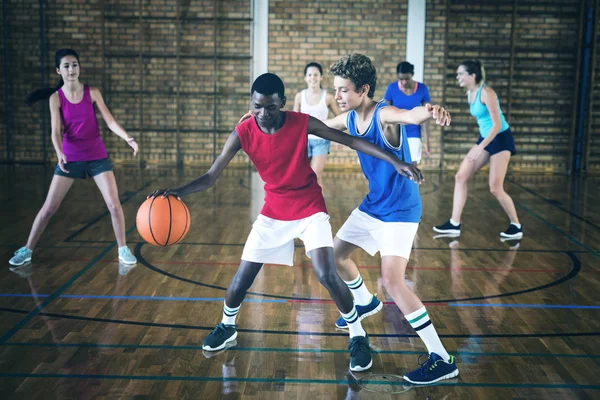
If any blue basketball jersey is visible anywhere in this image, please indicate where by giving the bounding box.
[346,100,422,223]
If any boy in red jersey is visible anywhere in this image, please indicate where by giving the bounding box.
[152,73,448,372]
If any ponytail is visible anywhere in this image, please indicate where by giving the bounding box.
[25,48,79,106]
[25,77,64,106]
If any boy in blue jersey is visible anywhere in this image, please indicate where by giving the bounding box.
[325,54,459,385]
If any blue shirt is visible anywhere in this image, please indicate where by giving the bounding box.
[384,81,430,138]
[470,85,509,138]
[346,101,422,223]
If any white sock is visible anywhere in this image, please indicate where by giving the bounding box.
[405,306,451,362]
[341,307,366,338]
[450,219,460,226]
[221,301,241,326]
[344,274,373,306]
[511,222,522,229]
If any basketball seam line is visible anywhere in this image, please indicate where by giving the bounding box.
[165,196,172,247]
[148,197,159,246]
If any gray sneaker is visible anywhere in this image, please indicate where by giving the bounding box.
[118,246,137,265]
[9,247,32,266]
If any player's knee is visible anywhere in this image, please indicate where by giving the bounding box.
[105,201,122,215]
[455,171,469,184]
[314,269,338,289]
[381,272,406,292]
[489,184,504,198]
[41,203,60,219]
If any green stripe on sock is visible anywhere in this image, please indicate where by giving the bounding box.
[408,311,428,324]
[343,309,357,321]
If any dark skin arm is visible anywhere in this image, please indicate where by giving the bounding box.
[149,130,242,198]
[307,116,423,183]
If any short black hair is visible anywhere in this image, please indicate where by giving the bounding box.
[250,73,285,98]
[396,61,414,75]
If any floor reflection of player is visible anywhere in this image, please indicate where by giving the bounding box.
[446,238,520,355]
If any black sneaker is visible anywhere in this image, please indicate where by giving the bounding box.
[433,220,461,235]
[202,323,238,351]
[500,224,523,239]
[348,335,372,372]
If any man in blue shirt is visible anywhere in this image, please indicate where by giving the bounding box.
[384,62,431,165]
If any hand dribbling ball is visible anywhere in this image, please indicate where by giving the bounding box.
[136,195,191,246]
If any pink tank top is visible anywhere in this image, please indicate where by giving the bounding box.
[57,84,108,162]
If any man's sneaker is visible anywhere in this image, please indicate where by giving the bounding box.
[118,246,137,265]
[9,247,32,266]
[335,295,383,329]
[403,353,459,385]
[202,323,238,351]
[348,335,372,372]
[500,224,523,239]
[433,220,461,235]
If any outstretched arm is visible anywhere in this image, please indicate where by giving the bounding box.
[151,130,242,198]
[90,87,138,155]
[307,117,423,182]
[379,104,451,127]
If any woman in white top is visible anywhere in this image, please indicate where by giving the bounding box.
[293,62,341,186]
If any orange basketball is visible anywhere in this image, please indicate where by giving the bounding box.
[136,195,191,246]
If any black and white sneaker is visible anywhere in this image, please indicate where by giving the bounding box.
[500,224,523,239]
[433,220,461,235]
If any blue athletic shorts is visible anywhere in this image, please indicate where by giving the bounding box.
[307,137,331,158]
[477,128,516,156]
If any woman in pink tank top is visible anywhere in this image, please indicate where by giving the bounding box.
[9,49,139,267]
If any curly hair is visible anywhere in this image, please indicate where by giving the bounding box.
[329,54,377,98]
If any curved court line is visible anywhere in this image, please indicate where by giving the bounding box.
[4,342,599,359]
[0,307,596,339]
[135,243,581,304]
[0,372,597,390]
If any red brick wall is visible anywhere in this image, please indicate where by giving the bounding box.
[0,0,593,173]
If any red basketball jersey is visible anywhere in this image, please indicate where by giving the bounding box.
[236,111,327,221]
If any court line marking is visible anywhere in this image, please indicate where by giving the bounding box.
[3,342,598,359]
[0,243,118,344]
[0,294,597,310]
[0,307,597,339]
[507,178,600,233]
[135,244,582,303]
[56,240,589,253]
[0,372,597,389]
[62,179,157,243]
[515,201,600,258]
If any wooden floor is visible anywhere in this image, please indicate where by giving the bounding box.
[0,164,599,399]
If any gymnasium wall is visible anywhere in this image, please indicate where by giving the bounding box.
[0,0,596,173]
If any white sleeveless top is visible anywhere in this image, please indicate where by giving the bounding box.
[300,89,329,139]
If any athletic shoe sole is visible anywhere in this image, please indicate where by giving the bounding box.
[349,358,373,372]
[433,227,461,235]
[335,301,384,329]
[9,257,31,266]
[403,368,459,385]
[202,331,238,352]
[118,256,138,265]
[500,232,523,239]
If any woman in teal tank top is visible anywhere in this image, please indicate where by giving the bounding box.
[434,60,523,240]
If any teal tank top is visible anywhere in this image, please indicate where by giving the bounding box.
[469,85,509,138]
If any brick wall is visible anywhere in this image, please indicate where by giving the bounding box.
[588,0,600,172]
[0,0,594,173]
[268,0,408,166]
[442,0,582,172]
